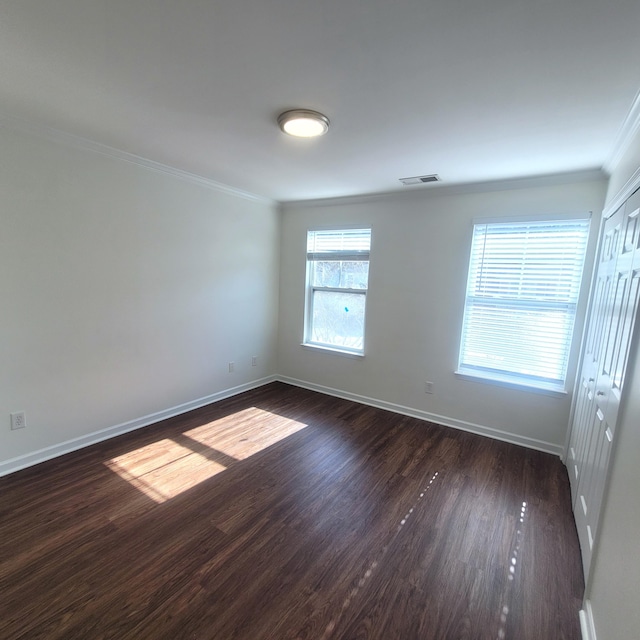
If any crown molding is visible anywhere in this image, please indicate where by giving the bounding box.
[281,169,607,210]
[0,110,612,210]
[603,89,640,175]
[0,112,273,205]
[603,164,640,218]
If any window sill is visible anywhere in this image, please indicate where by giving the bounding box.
[455,370,567,398]
[301,343,365,359]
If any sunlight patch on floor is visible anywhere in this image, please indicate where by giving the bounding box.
[184,407,309,461]
[496,500,527,640]
[320,471,440,640]
[105,438,226,503]
[105,407,309,503]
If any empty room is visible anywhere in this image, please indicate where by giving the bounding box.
[1,1,640,639]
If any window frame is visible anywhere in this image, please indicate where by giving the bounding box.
[303,227,372,356]
[456,214,591,395]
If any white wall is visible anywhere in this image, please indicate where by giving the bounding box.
[585,128,640,640]
[0,124,280,473]
[278,178,606,453]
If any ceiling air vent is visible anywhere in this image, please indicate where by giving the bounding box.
[399,174,440,186]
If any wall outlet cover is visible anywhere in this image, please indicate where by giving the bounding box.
[11,411,26,430]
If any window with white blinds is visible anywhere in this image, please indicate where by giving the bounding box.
[457,218,590,392]
[304,228,371,355]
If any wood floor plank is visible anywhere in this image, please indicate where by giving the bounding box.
[0,382,584,639]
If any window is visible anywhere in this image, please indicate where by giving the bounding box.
[457,217,590,392]
[304,228,371,355]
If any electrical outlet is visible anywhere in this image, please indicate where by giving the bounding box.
[228,361,235,373]
[251,356,257,367]
[424,381,434,394]
[11,411,26,430]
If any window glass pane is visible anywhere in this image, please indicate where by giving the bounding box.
[312,261,369,289]
[311,290,366,350]
[305,228,371,354]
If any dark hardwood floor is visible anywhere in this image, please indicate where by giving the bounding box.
[0,382,584,639]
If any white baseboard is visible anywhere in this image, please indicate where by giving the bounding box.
[1,373,563,478]
[0,376,277,478]
[580,600,597,640]
[277,376,563,456]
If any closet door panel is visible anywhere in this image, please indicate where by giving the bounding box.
[568,208,621,506]
[567,188,640,580]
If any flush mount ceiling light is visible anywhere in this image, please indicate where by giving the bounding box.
[278,109,330,138]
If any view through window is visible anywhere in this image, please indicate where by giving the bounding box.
[304,228,372,354]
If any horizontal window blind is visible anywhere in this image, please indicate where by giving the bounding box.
[307,229,371,261]
[458,219,590,390]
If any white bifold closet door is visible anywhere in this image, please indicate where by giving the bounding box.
[567,186,640,580]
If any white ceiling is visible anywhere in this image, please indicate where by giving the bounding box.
[1,0,639,202]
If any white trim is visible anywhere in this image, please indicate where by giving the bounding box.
[0,111,609,208]
[281,169,607,209]
[301,343,365,358]
[454,370,567,398]
[603,89,640,175]
[565,210,607,459]
[579,600,598,640]
[0,112,273,205]
[603,165,640,218]
[277,375,564,456]
[472,211,592,225]
[0,376,277,478]
[0,371,566,478]
[307,223,373,232]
